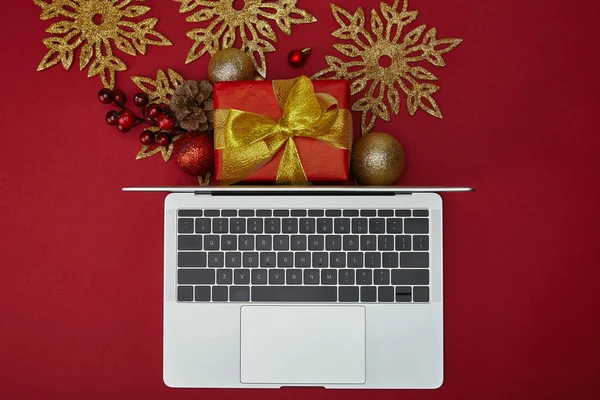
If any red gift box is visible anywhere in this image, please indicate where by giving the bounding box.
[213,79,352,184]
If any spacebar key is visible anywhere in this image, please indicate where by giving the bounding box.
[252,286,337,302]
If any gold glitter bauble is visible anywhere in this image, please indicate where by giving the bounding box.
[208,48,255,83]
[351,132,405,186]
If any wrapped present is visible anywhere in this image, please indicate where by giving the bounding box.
[213,76,353,185]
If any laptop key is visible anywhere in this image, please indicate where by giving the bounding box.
[234,269,250,284]
[251,269,267,285]
[308,210,324,217]
[304,269,320,285]
[295,252,311,267]
[299,218,316,233]
[239,210,254,217]
[243,252,259,268]
[413,286,430,302]
[361,286,377,302]
[291,235,307,251]
[221,210,237,217]
[178,210,203,217]
[178,252,206,267]
[414,235,429,251]
[378,210,394,217]
[230,218,246,233]
[194,218,211,233]
[312,252,328,267]
[360,235,376,250]
[375,269,390,285]
[177,286,193,301]
[396,286,412,302]
[386,218,402,233]
[360,210,376,217]
[230,286,250,301]
[352,218,368,233]
[368,218,385,233]
[204,235,219,250]
[357,269,373,285]
[213,218,228,233]
[347,252,363,268]
[251,286,337,302]
[413,210,429,217]
[395,210,411,217]
[339,269,355,285]
[282,218,298,233]
[221,235,237,250]
[260,252,276,267]
[404,218,429,234]
[212,286,228,302]
[265,218,280,233]
[330,252,346,268]
[208,252,224,267]
[194,286,210,302]
[225,252,241,268]
[291,210,307,217]
[400,252,429,268]
[343,235,359,250]
[268,269,285,284]
[277,252,294,268]
[321,269,338,285]
[273,210,289,217]
[256,210,271,216]
[273,235,289,250]
[391,269,429,285]
[239,235,254,250]
[256,235,272,250]
[378,287,394,302]
[204,210,219,217]
[326,209,342,217]
[343,210,359,217]
[334,218,350,233]
[395,235,412,251]
[286,269,302,284]
[178,218,194,233]
[365,252,381,268]
[308,235,324,250]
[317,218,333,233]
[248,218,263,233]
[178,269,215,284]
[326,235,342,250]
[217,269,232,284]
[378,235,394,251]
[382,252,399,268]
[339,286,359,302]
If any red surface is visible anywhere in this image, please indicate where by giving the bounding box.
[213,80,350,182]
[1,0,600,398]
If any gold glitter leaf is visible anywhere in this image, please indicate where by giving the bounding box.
[175,0,317,77]
[131,68,185,105]
[35,0,172,89]
[198,173,211,186]
[313,0,461,134]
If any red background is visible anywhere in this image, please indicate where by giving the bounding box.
[1,0,600,398]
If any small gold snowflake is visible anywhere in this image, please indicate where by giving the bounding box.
[174,0,316,77]
[313,0,461,134]
[35,0,172,89]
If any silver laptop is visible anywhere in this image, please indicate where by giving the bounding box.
[124,186,473,389]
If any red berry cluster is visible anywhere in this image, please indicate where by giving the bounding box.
[98,88,179,146]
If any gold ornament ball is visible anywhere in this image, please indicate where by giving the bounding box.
[351,132,406,186]
[208,48,255,83]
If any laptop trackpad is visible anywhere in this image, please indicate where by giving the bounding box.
[240,305,366,385]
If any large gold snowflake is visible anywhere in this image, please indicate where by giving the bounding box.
[313,0,461,134]
[35,0,172,89]
[174,0,316,77]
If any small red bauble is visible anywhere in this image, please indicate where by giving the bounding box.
[112,89,126,104]
[288,48,311,68]
[140,131,155,145]
[98,88,113,104]
[133,92,149,108]
[147,104,162,119]
[105,110,120,126]
[173,132,214,176]
[117,125,130,133]
[156,132,170,146]
[157,113,175,130]
[118,109,135,129]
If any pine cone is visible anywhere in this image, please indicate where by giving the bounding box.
[170,80,214,132]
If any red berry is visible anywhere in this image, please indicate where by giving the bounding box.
[105,110,120,126]
[98,88,113,104]
[146,104,162,119]
[133,92,149,108]
[112,89,126,104]
[118,109,135,129]
[117,124,131,133]
[139,131,155,145]
[157,113,175,130]
[156,132,170,146]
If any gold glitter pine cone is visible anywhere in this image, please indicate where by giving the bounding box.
[351,132,405,186]
[170,80,214,132]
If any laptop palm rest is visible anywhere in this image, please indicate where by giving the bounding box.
[240,305,366,385]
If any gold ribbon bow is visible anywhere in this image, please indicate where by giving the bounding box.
[215,76,352,185]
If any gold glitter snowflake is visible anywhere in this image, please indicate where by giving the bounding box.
[174,0,317,77]
[313,0,461,134]
[35,0,172,89]
[131,69,186,161]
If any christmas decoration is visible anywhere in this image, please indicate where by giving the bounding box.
[173,132,214,177]
[174,0,317,77]
[171,80,214,131]
[131,69,186,105]
[208,48,255,83]
[35,0,172,89]
[351,132,405,186]
[288,48,312,68]
[313,0,462,134]
[214,76,352,185]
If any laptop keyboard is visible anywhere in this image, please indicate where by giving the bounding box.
[176,209,430,303]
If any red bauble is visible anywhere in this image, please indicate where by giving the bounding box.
[133,92,149,108]
[98,88,113,104]
[156,132,170,146]
[139,131,155,145]
[147,104,162,119]
[112,89,126,104]
[173,132,214,176]
[105,110,119,126]
[157,113,175,130]
[118,109,135,129]
[288,48,311,68]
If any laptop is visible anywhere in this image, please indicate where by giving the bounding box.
[123,186,473,388]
